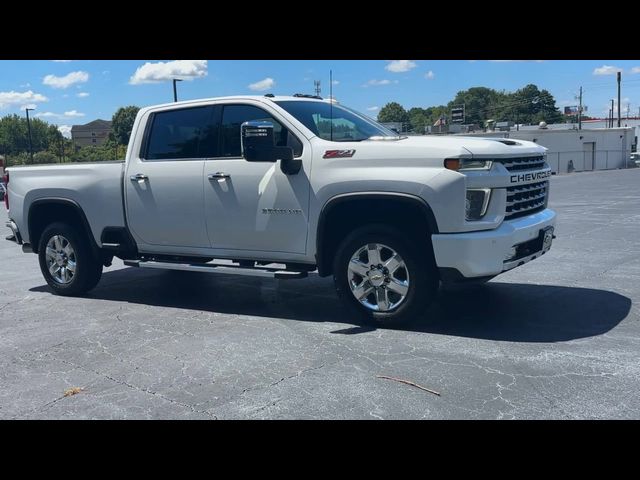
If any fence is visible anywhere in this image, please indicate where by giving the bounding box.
[545,150,631,175]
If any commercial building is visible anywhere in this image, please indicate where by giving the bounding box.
[71,119,112,148]
[456,126,634,174]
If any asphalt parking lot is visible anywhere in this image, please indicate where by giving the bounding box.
[1,168,638,419]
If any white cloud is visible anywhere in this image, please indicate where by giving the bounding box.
[593,65,623,76]
[20,103,37,110]
[43,71,89,89]
[35,110,85,120]
[58,125,72,138]
[332,80,340,85]
[385,60,416,73]
[20,82,31,88]
[64,110,84,117]
[52,60,72,62]
[367,106,379,111]
[0,90,48,109]
[425,70,435,80]
[248,77,275,91]
[77,92,90,98]
[631,67,640,74]
[363,79,398,87]
[129,60,207,84]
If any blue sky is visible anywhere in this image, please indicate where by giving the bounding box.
[1,60,639,137]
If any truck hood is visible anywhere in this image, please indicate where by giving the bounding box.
[366,135,547,159]
[318,135,547,164]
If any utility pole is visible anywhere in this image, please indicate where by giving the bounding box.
[25,108,34,164]
[314,80,321,97]
[610,99,614,128]
[578,86,583,130]
[617,71,621,127]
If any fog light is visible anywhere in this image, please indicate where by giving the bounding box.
[466,189,491,221]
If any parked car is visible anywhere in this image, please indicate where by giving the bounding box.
[4,95,556,326]
[631,151,640,167]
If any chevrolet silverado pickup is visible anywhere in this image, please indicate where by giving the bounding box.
[4,95,556,325]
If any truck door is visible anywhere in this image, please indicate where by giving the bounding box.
[203,103,310,254]
[125,105,215,250]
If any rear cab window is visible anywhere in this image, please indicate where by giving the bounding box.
[143,106,216,160]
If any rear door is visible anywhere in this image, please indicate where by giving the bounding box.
[125,105,216,250]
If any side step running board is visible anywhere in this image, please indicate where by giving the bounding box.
[123,260,308,280]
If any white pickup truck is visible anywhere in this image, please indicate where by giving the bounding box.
[4,95,556,325]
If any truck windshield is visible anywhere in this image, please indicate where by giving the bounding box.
[275,100,398,142]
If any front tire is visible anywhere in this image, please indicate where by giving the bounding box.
[333,225,439,327]
[38,222,103,296]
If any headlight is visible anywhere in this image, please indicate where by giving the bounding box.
[444,158,493,171]
[466,189,491,221]
[460,158,492,170]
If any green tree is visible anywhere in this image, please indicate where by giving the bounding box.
[424,105,449,127]
[4,152,30,167]
[70,140,120,163]
[493,84,563,125]
[535,89,563,124]
[378,102,409,124]
[408,107,429,133]
[33,151,58,164]
[449,87,505,126]
[111,106,140,145]
[0,114,63,161]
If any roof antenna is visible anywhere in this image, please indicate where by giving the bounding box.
[330,70,333,141]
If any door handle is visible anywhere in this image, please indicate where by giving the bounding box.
[130,174,148,183]
[208,172,231,180]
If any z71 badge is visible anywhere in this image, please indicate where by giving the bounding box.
[510,170,551,183]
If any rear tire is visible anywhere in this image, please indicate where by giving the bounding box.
[333,225,439,327]
[38,222,103,296]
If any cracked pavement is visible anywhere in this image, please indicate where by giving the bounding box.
[0,168,638,419]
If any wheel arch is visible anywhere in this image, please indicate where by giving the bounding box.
[28,198,99,254]
[315,192,439,277]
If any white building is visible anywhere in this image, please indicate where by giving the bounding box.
[457,126,634,174]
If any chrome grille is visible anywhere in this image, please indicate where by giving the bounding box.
[496,156,546,171]
[505,181,548,220]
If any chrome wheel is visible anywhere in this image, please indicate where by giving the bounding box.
[45,235,76,285]
[347,243,410,312]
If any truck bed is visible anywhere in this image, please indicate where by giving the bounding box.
[7,162,126,247]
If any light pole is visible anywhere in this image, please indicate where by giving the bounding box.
[173,79,183,102]
[25,108,35,164]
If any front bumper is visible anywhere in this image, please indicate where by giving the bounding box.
[431,208,556,279]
